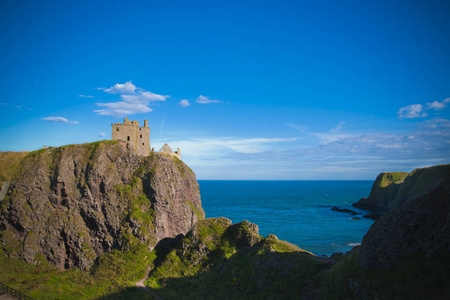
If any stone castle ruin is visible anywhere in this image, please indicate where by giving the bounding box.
[112,117,180,158]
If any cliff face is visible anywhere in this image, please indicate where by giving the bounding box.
[359,175,450,270]
[0,141,204,270]
[353,164,450,212]
[319,173,450,299]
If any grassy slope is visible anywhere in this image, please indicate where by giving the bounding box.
[0,243,154,300]
[145,218,329,300]
[0,151,29,182]
[317,248,450,300]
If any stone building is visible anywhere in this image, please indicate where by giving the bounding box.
[159,143,181,159]
[111,117,150,156]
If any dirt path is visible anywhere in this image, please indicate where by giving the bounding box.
[135,267,162,300]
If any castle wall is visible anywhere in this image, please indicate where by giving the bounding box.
[111,119,150,156]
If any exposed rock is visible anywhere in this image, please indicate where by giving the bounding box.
[146,218,328,299]
[353,164,450,212]
[359,175,450,270]
[0,182,10,202]
[331,206,362,215]
[350,217,361,220]
[363,212,382,220]
[0,141,204,270]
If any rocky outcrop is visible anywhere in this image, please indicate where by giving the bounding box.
[353,164,450,212]
[146,218,327,299]
[0,141,204,270]
[359,175,450,270]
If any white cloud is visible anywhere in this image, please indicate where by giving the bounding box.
[95,101,153,116]
[95,82,168,117]
[178,99,190,107]
[98,132,106,137]
[196,95,222,104]
[41,116,79,124]
[121,91,166,103]
[162,137,297,157]
[103,81,138,94]
[426,98,450,110]
[397,104,428,119]
[78,95,94,98]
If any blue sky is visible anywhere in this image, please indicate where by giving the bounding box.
[1,0,449,180]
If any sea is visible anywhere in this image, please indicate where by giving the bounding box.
[198,180,375,256]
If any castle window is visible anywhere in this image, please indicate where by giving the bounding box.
[142,143,145,145]
[127,136,130,141]
[140,134,142,138]
[116,128,119,131]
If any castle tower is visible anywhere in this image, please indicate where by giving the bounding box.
[111,117,151,156]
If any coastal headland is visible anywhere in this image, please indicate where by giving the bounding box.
[0,142,449,299]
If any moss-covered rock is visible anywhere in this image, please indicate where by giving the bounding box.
[319,174,450,299]
[353,164,450,212]
[145,218,329,300]
[0,141,204,270]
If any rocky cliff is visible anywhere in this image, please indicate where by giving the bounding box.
[0,141,204,270]
[319,172,450,299]
[358,175,450,270]
[353,164,450,212]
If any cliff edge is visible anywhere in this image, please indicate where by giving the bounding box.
[353,164,450,212]
[0,141,204,270]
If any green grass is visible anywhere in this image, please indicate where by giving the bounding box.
[0,151,29,182]
[378,172,410,187]
[0,245,153,300]
[317,248,450,300]
[144,218,329,300]
[186,200,204,220]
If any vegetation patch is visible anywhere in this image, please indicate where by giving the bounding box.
[0,151,29,182]
[317,249,450,300]
[378,172,409,187]
[0,246,153,300]
[186,200,204,221]
[144,218,329,300]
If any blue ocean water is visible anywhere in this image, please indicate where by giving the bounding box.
[198,180,375,255]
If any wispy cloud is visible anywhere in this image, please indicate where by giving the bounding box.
[95,81,168,117]
[397,104,428,119]
[196,95,222,104]
[178,99,190,107]
[286,123,307,133]
[41,116,79,124]
[287,121,349,145]
[0,103,7,106]
[98,132,106,137]
[426,97,450,110]
[78,95,94,98]
[162,137,298,157]
[330,121,346,133]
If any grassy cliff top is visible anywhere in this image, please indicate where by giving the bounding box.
[0,151,29,182]
[376,172,410,188]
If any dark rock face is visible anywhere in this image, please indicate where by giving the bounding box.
[363,212,382,220]
[0,141,204,270]
[353,164,450,212]
[359,175,450,270]
[331,206,362,215]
